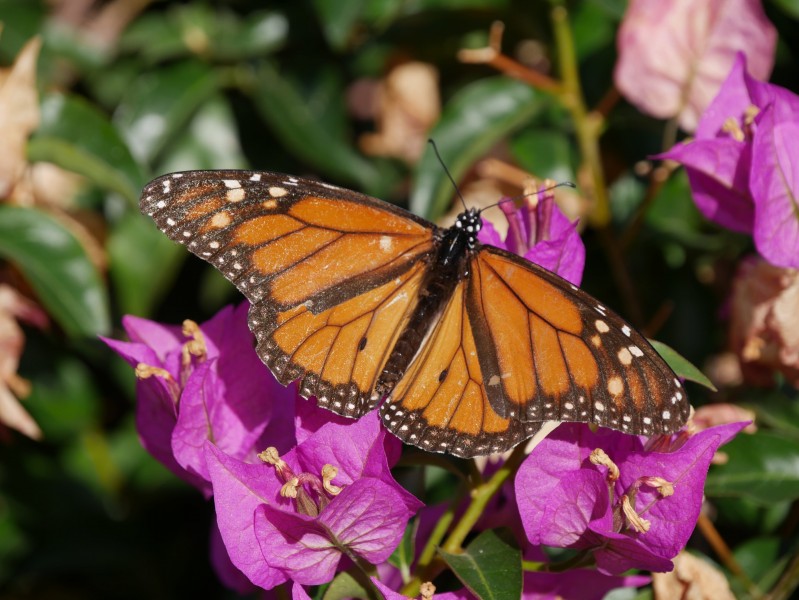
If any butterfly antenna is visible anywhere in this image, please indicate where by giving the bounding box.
[428,139,468,211]
[482,181,576,212]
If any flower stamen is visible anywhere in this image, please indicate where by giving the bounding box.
[322,464,342,496]
[721,117,745,142]
[640,476,675,497]
[134,363,181,401]
[621,494,651,533]
[181,319,207,368]
[590,448,620,482]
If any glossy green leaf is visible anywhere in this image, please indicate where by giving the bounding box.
[704,431,799,503]
[107,212,184,316]
[113,61,218,165]
[29,93,144,206]
[157,95,248,172]
[313,0,365,49]
[250,62,384,194]
[439,529,522,600]
[649,340,716,391]
[411,77,545,220]
[121,5,287,63]
[0,205,110,337]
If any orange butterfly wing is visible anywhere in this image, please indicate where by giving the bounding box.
[380,246,688,456]
[380,278,542,456]
[141,171,436,416]
[467,247,688,436]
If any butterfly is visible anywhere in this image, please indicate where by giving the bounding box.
[140,170,690,458]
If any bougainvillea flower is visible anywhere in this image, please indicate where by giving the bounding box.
[660,53,799,267]
[615,0,776,132]
[523,570,650,600]
[729,256,799,387]
[515,422,748,574]
[103,303,290,495]
[478,183,585,286]
[750,99,799,268]
[207,411,422,589]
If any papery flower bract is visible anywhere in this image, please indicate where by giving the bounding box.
[209,521,257,594]
[660,53,799,267]
[615,0,776,132]
[523,570,649,600]
[207,410,421,589]
[102,303,292,495]
[478,184,585,286]
[750,100,799,268]
[729,256,799,387]
[515,422,748,574]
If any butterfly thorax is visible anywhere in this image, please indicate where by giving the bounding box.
[439,208,481,267]
[376,209,480,395]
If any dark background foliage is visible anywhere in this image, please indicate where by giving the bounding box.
[1,0,798,598]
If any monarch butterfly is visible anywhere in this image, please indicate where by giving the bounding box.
[140,170,689,457]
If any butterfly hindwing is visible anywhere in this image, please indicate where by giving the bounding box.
[381,279,540,457]
[249,260,427,418]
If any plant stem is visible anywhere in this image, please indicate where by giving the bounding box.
[768,549,799,600]
[442,445,529,553]
[550,3,610,228]
[402,445,529,597]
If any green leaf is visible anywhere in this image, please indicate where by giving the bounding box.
[704,430,799,503]
[0,205,110,337]
[771,0,799,19]
[571,0,617,59]
[323,571,370,600]
[745,391,799,439]
[158,95,248,172]
[29,93,144,206]
[250,62,385,194]
[121,5,287,63]
[113,60,218,165]
[649,340,716,391]
[733,536,781,584]
[438,529,522,600]
[411,77,546,220]
[509,127,575,181]
[313,0,366,49]
[107,212,184,316]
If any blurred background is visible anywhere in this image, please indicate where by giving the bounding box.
[1,0,799,598]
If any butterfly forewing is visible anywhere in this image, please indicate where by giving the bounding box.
[470,247,689,436]
[140,171,435,312]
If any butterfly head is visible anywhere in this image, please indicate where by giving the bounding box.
[454,207,482,250]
